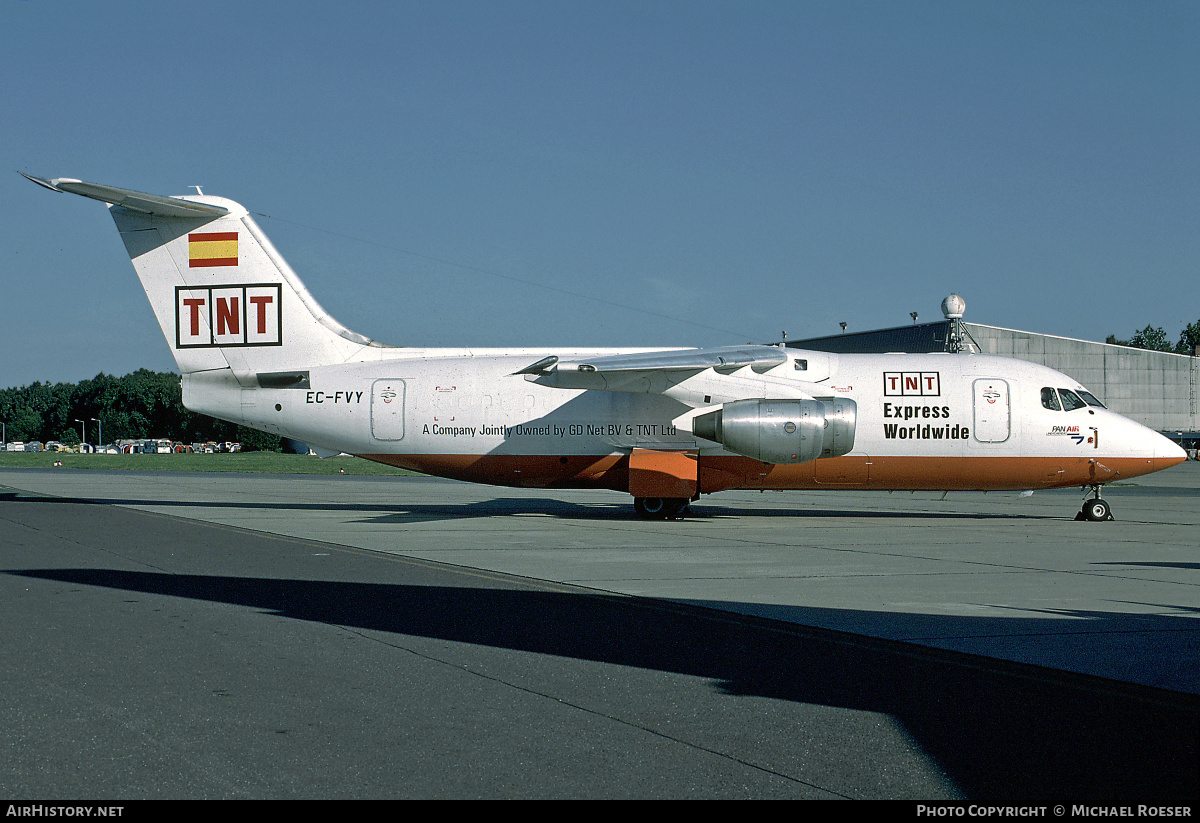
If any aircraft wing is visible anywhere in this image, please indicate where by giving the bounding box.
[515,345,789,393]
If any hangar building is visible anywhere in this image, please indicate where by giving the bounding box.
[785,300,1199,448]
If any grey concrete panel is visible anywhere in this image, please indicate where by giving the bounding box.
[1,467,1197,800]
[2,466,1197,694]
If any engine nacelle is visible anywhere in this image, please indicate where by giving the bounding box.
[692,398,857,464]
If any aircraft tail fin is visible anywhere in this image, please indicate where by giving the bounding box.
[24,175,378,382]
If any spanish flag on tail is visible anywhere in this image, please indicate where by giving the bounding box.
[188,231,238,267]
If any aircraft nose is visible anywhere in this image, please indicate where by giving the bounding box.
[1115,415,1188,464]
[1155,432,1188,463]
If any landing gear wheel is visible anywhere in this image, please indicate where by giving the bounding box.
[633,497,688,520]
[1082,498,1112,522]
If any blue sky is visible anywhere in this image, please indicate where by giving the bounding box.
[3,1,1197,387]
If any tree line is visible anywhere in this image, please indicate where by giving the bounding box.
[0,369,280,451]
[1107,320,1200,355]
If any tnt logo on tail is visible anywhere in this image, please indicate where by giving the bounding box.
[176,284,282,348]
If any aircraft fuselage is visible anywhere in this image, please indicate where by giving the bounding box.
[183,347,1181,495]
[28,175,1185,519]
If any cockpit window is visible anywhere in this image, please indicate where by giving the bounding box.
[1040,387,1061,411]
[1058,388,1088,411]
[1076,389,1106,408]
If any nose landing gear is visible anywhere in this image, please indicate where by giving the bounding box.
[1075,485,1114,521]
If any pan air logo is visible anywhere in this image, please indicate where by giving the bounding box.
[175,284,282,348]
[883,372,940,397]
[188,232,239,268]
[1048,424,1094,446]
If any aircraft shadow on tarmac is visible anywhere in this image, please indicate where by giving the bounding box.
[357,500,1068,525]
[9,566,1198,802]
[1095,561,1200,572]
[0,490,1065,523]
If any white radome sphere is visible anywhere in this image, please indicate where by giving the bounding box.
[941,294,965,319]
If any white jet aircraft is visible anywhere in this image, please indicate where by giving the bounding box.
[25,175,1186,520]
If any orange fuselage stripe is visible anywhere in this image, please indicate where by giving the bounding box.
[356,453,1184,494]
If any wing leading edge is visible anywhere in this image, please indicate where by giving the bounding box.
[516,345,790,396]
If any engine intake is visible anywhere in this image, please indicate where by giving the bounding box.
[693,398,857,464]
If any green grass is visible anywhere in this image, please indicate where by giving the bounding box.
[0,451,419,476]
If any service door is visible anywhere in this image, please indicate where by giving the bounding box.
[972,378,1010,443]
[370,379,406,441]
[813,452,870,485]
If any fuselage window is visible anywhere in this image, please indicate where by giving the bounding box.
[794,359,808,371]
[1076,389,1106,408]
[1041,387,1061,411]
[1058,388,1088,411]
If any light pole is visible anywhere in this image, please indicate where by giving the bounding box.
[91,417,102,451]
[74,419,86,449]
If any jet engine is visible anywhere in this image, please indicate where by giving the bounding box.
[692,398,856,464]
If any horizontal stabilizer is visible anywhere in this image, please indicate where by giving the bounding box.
[20,174,229,218]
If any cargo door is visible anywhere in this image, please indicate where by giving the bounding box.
[370,379,406,441]
[813,453,870,485]
[972,378,1010,443]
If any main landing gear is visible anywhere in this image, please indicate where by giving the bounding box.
[633,497,690,520]
[1075,485,1114,522]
